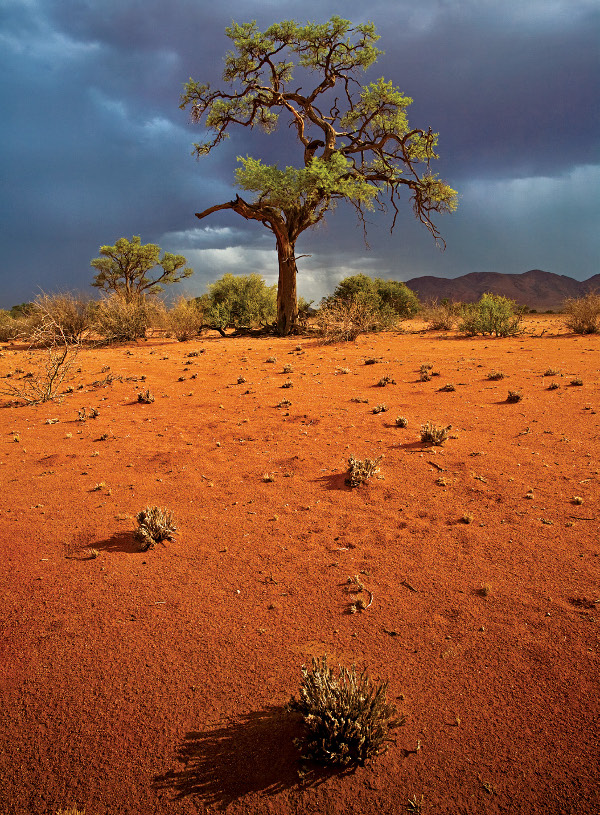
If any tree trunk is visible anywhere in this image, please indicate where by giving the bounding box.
[275,232,298,336]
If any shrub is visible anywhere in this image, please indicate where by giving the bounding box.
[0,310,20,342]
[458,293,524,337]
[137,389,155,403]
[195,273,276,331]
[422,298,462,330]
[420,421,449,445]
[563,292,600,334]
[346,455,382,487]
[287,655,398,766]
[135,506,176,551]
[31,292,93,343]
[167,296,204,341]
[331,273,420,321]
[91,294,151,342]
[316,297,380,342]
[506,390,523,402]
[395,416,408,427]
[487,371,504,381]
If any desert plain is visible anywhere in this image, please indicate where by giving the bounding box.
[0,313,598,815]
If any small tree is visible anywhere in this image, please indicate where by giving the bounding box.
[196,273,277,333]
[91,236,193,302]
[181,16,457,335]
[330,273,419,319]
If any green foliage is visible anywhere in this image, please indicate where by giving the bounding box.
[563,292,600,334]
[91,236,192,301]
[325,273,419,330]
[458,293,524,337]
[287,655,398,766]
[197,273,276,330]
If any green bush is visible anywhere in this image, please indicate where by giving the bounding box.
[328,273,419,324]
[195,273,276,331]
[563,292,600,334]
[458,293,524,337]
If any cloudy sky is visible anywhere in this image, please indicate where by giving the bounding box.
[1,0,598,308]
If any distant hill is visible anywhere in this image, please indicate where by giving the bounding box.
[405,270,599,311]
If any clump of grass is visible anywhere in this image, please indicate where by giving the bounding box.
[570,377,583,386]
[420,421,449,445]
[377,375,396,386]
[487,371,504,381]
[479,583,492,597]
[547,382,560,390]
[276,398,292,408]
[543,368,560,376]
[419,371,431,382]
[364,357,378,365]
[506,390,523,403]
[335,367,350,375]
[572,496,584,505]
[56,808,86,815]
[237,375,246,384]
[134,506,176,551]
[262,473,275,482]
[282,364,294,374]
[265,356,277,363]
[137,389,155,404]
[281,379,293,389]
[395,416,408,427]
[372,404,387,414]
[438,383,455,392]
[287,655,399,766]
[461,513,474,524]
[346,455,382,487]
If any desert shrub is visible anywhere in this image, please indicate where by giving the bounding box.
[420,421,449,445]
[167,296,204,341]
[91,293,151,342]
[395,416,408,427]
[506,390,523,402]
[316,297,380,342]
[135,506,176,550]
[287,655,398,766]
[563,292,600,334]
[346,455,382,487]
[458,293,524,337]
[331,274,419,320]
[422,298,462,330]
[30,292,93,343]
[195,273,276,331]
[137,389,155,403]
[0,310,21,342]
[487,371,505,381]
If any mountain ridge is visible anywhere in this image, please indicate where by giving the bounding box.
[404,270,599,311]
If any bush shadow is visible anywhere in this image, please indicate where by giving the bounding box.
[94,531,140,554]
[154,706,340,809]
[316,472,351,491]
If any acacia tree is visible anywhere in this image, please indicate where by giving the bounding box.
[91,236,193,302]
[181,16,457,336]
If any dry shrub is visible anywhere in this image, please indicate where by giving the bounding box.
[0,311,21,342]
[422,298,461,330]
[31,292,93,343]
[135,506,176,550]
[287,655,399,766]
[346,455,382,487]
[316,298,394,343]
[563,292,600,334]
[420,421,449,445]
[167,296,204,341]
[92,294,152,342]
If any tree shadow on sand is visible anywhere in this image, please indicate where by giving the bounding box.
[154,705,344,809]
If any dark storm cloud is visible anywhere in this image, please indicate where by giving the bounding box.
[1,0,598,307]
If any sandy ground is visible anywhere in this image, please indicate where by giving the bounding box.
[0,315,598,815]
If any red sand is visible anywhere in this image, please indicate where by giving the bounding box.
[1,315,598,815]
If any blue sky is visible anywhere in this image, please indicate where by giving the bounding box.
[1,0,598,308]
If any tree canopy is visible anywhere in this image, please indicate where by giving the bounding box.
[181,16,457,335]
[91,236,193,302]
